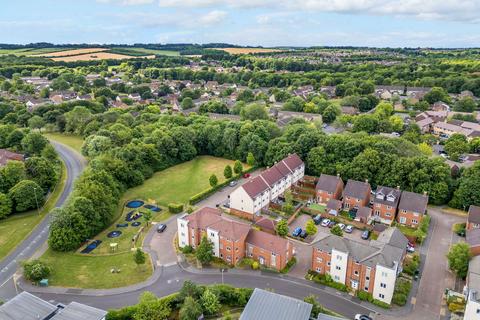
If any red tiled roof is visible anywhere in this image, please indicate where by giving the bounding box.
[260,166,284,187]
[209,219,250,241]
[316,174,342,193]
[343,180,370,200]
[242,176,270,199]
[254,217,277,232]
[282,153,303,171]
[272,160,292,176]
[184,207,223,229]
[246,229,290,255]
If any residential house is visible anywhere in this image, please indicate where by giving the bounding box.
[415,117,434,134]
[177,208,293,271]
[342,180,371,210]
[468,206,480,231]
[0,291,106,320]
[240,288,312,320]
[315,174,344,205]
[26,98,49,112]
[372,186,401,225]
[229,154,304,219]
[355,206,373,224]
[326,199,342,216]
[432,101,450,112]
[311,227,408,304]
[464,256,480,320]
[0,149,24,167]
[396,191,428,228]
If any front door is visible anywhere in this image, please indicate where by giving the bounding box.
[259,256,265,265]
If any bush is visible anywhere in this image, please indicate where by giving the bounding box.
[392,293,407,306]
[310,271,348,292]
[23,260,51,283]
[392,278,412,306]
[168,203,184,213]
[280,257,297,274]
[357,291,371,301]
[181,245,193,254]
[251,261,260,270]
[372,299,391,309]
[403,254,420,276]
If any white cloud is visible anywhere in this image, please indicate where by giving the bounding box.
[97,0,154,5]
[155,0,480,23]
[198,10,228,25]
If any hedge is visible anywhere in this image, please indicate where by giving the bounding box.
[280,257,297,274]
[106,293,179,320]
[308,271,348,292]
[168,203,184,213]
[356,291,391,309]
[189,167,257,205]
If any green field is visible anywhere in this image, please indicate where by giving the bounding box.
[0,161,66,260]
[44,133,84,153]
[40,249,152,289]
[121,156,248,207]
[0,48,76,56]
[112,47,180,56]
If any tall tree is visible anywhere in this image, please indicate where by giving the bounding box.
[196,236,214,265]
[447,242,471,279]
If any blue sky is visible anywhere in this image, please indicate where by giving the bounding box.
[2,0,480,47]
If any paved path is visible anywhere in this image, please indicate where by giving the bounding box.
[0,141,86,300]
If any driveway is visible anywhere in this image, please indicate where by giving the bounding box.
[289,242,311,279]
[147,215,179,267]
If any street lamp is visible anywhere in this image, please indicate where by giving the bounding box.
[33,187,40,215]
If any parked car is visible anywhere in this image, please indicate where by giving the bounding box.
[243,173,251,178]
[391,132,400,137]
[337,223,346,230]
[292,227,302,237]
[229,180,238,187]
[355,315,372,320]
[321,219,330,227]
[313,214,322,225]
[299,230,308,239]
[361,230,370,240]
[328,220,336,228]
[345,225,354,233]
[157,224,167,233]
[407,242,415,253]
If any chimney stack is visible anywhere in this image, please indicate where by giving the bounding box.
[365,179,369,184]
[397,186,400,190]
[423,191,428,196]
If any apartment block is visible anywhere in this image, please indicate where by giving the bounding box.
[229,154,305,219]
[311,228,408,304]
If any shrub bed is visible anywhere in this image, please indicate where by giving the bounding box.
[307,270,348,292]
[280,257,297,274]
[168,203,184,213]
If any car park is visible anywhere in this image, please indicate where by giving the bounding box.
[313,214,322,225]
[328,220,336,228]
[361,230,370,240]
[292,227,302,237]
[321,219,330,227]
[337,223,345,230]
[156,224,167,233]
[345,225,354,233]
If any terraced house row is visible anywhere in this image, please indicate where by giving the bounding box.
[315,174,429,228]
[177,207,294,271]
[229,153,305,220]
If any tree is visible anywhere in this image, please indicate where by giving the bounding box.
[143,210,153,226]
[25,157,57,191]
[449,163,480,210]
[209,174,218,187]
[447,242,471,279]
[201,288,220,315]
[418,142,433,156]
[424,87,450,104]
[233,160,243,174]
[133,292,171,320]
[0,193,12,219]
[240,103,269,121]
[352,114,379,133]
[179,296,203,320]
[304,295,326,318]
[331,225,343,237]
[454,97,476,112]
[22,260,50,283]
[196,235,214,265]
[134,248,146,269]
[246,152,256,166]
[64,106,92,134]
[21,132,48,155]
[28,116,45,131]
[321,105,339,124]
[0,160,26,193]
[305,220,318,236]
[181,97,194,110]
[275,219,289,237]
[223,165,232,179]
[81,135,113,157]
[8,180,43,212]
[444,134,469,161]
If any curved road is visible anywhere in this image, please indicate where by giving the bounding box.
[0,141,86,298]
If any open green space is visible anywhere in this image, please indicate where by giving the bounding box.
[308,203,326,212]
[121,156,248,207]
[40,249,152,289]
[0,160,66,260]
[0,48,75,56]
[44,133,84,153]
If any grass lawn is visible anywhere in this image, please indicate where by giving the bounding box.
[309,203,326,212]
[44,133,84,154]
[40,249,152,289]
[0,160,66,260]
[114,47,180,56]
[121,156,249,207]
[396,224,418,238]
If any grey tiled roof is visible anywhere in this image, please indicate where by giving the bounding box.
[343,180,370,200]
[316,174,343,193]
[240,288,312,320]
[51,302,107,320]
[0,292,57,320]
[398,191,428,214]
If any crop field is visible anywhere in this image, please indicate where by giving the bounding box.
[110,47,180,56]
[33,47,109,57]
[216,47,283,54]
[50,52,155,62]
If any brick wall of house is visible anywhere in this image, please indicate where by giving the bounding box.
[396,210,423,228]
[467,222,480,231]
[316,185,343,204]
[229,208,255,221]
[311,249,332,275]
[219,237,246,265]
[470,245,480,256]
[343,195,370,210]
[372,203,396,224]
[247,242,293,271]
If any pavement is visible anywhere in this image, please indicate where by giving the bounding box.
[0,141,86,301]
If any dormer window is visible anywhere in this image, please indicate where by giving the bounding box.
[386,195,395,202]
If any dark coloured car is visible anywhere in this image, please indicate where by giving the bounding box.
[328,220,336,228]
[292,227,302,237]
[300,230,308,239]
[157,224,167,233]
[313,214,322,225]
[361,230,370,240]
[355,315,372,320]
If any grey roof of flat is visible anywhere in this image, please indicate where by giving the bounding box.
[467,228,480,247]
[0,292,57,320]
[51,302,107,320]
[240,288,312,320]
